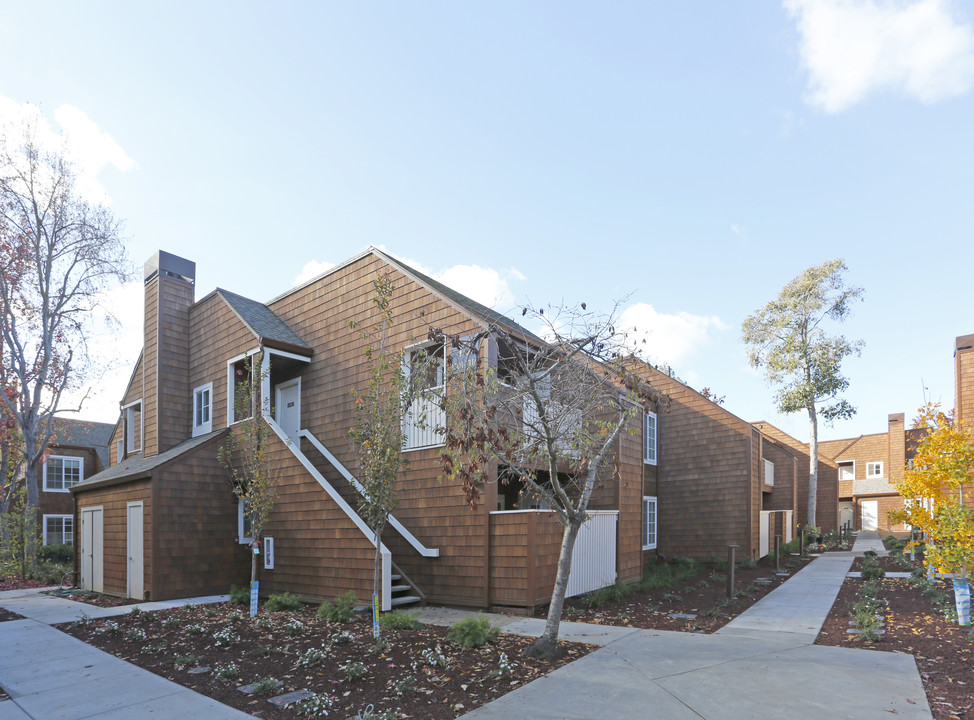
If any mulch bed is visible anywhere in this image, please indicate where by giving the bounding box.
[0,576,52,592]
[536,554,816,632]
[59,602,593,719]
[816,573,974,718]
[850,555,916,573]
[42,588,139,608]
[0,608,25,622]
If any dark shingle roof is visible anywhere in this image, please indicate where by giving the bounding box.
[73,430,224,490]
[376,249,544,344]
[49,418,115,470]
[217,289,311,352]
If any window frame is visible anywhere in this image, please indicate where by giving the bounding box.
[644,411,658,466]
[193,382,214,436]
[122,399,142,454]
[866,461,884,478]
[642,496,658,550]
[401,340,447,451]
[838,460,855,482]
[237,500,253,545]
[43,455,84,492]
[42,514,74,546]
[227,349,261,427]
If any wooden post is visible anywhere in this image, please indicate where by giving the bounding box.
[800,526,805,556]
[774,535,782,573]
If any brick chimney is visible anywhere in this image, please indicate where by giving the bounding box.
[956,334,974,427]
[887,413,905,486]
[142,251,195,457]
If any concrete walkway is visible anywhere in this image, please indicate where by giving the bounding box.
[0,590,249,720]
[447,533,932,720]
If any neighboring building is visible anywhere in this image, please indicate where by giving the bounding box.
[36,418,113,546]
[626,363,838,562]
[72,249,662,607]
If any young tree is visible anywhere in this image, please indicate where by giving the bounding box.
[219,354,278,605]
[892,404,974,581]
[439,304,659,659]
[741,259,863,526]
[0,119,128,542]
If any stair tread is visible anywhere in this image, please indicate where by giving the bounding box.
[390,595,421,606]
[390,584,411,593]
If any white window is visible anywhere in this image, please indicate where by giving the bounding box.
[237,500,253,544]
[263,537,275,570]
[43,456,84,492]
[123,400,142,454]
[227,351,260,425]
[764,459,775,487]
[866,461,884,478]
[193,382,213,436]
[644,411,657,465]
[402,342,446,450]
[838,461,855,481]
[43,514,74,546]
[642,496,658,550]
[116,438,123,465]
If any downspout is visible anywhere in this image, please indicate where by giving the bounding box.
[748,428,754,560]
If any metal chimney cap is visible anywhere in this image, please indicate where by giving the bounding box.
[144,251,196,285]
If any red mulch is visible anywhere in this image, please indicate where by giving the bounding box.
[0,576,52,592]
[41,588,139,608]
[0,607,25,622]
[537,554,816,632]
[817,573,974,718]
[59,603,593,719]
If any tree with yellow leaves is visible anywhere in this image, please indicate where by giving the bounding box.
[892,403,974,624]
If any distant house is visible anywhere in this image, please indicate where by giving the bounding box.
[72,249,662,607]
[36,418,113,546]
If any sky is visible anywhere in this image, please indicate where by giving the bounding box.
[1,1,972,444]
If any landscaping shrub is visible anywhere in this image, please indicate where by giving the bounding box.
[38,543,74,563]
[446,616,499,648]
[380,609,422,631]
[318,591,357,623]
[229,585,249,605]
[637,558,700,591]
[264,592,302,612]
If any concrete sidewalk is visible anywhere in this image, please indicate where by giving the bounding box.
[0,590,248,720]
[452,536,932,720]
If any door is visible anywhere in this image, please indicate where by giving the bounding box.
[839,501,854,529]
[80,507,104,593]
[861,500,879,531]
[127,502,144,600]
[275,379,301,440]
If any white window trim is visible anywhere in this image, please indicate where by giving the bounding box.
[866,461,884,478]
[227,349,262,427]
[193,382,214,436]
[644,411,658,466]
[42,514,74,546]
[122,399,143,454]
[237,500,253,545]
[115,438,123,465]
[402,340,447,451]
[764,458,775,487]
[263,537,275,570]
[838,460,856,482]
[642,496,658,550]
[43,455,84,492]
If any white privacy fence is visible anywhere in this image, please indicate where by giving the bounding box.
[566,511,618,598]
[759,510,793,558]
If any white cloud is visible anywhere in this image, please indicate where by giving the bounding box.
[294,259,337,286]
[785,0,974,112]
[619,302,727,368]
[435,264,518,310]
[731,223,746,239]
[0,96,134,203]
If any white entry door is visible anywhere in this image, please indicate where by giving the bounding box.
[80,507,104,593]
[127,502,144,600]
[839,501,854,529]
[861,500,879,531]
[276,379,301,440]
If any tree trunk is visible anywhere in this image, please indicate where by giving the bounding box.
[528,518,581,660]
[808,404,819,528]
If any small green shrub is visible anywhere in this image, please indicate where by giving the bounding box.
[318,591,357,623]
[229,585,249,605]
[251,677,282,696]
[380,610,422,631]
[341,661,368,680]
[125,627,146,642]
[446,616,499,648]
[172,653,199,668]
[739,558,758,569]
[214,662,239,681]
[265,592,303,612]
[161,616,180,629]
[394,675,418,695]
[38,543,74,563]
[297,646,327,667]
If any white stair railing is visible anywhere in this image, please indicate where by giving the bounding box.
[298,429,439,558]
[264,416,393,610]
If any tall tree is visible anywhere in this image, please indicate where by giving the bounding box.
[741,259,863,527]
[0,119,128,535]
[439,304,658,659]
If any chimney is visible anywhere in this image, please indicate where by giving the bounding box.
[888,413,905,486]
[955,334,974,427]
[143,251,196,457]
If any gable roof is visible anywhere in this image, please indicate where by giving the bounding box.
[72,429,225,491]
[47,418,114,470]
[217,289,312,354]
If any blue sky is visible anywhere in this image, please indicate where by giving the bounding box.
[2,1,972,444]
